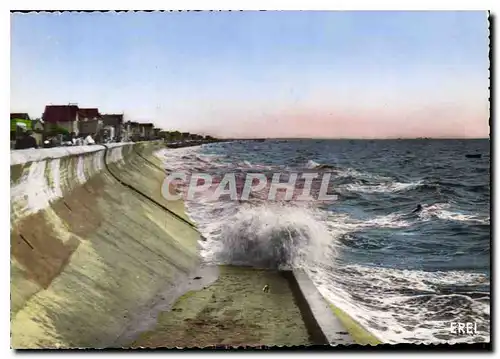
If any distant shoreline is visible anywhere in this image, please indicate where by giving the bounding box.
[165,139,230,149]
[216,137,490,141]
[165,138,489,148]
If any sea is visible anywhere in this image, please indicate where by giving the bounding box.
[158,139,490,344]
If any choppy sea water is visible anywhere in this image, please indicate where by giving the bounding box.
[159,139,490,344]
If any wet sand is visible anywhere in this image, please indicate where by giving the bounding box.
[131,266,313,348]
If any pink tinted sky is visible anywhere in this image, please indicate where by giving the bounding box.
[11,11,489,138]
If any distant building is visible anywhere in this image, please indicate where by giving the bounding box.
[78,108,100,122]
[31,119,44,147]
[121,121,130,141]
[77,108,102,138]
[108,119,157,142]
[102,114,124,141]
[140,123,155,140]
[31,119,44,132]
[125,121,141,141]
[42,105,80,135]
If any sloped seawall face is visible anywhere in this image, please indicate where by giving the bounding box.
[10,142,201,349]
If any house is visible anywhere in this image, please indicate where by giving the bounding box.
[77,108,102,137]
[121,121,130,142]
[32,119,44,132]
[126,121,141,141]
[139,123,155,140]
[102,114,124,141]
[78,108,100,122]
[31,119,44,146]
[42,105,80,136]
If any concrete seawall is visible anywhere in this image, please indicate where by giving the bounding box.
[10,141,201,348]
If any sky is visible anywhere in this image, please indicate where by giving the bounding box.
[11,11,489,138]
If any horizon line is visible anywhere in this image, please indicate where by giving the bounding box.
[217,136,490,140]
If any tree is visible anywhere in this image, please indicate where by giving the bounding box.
[46,125,70,137]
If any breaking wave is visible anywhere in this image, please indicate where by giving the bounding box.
[159,138,490,345]
[204,204,335,269]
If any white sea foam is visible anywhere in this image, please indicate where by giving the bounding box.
[162,145,490,345]
[188,197,489,344]
[306,160,321,169]
[343,180,424,194]
[191,202,335,269]
[310,264,490,344]
[420,203,490,224]
[334,168,392,181]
